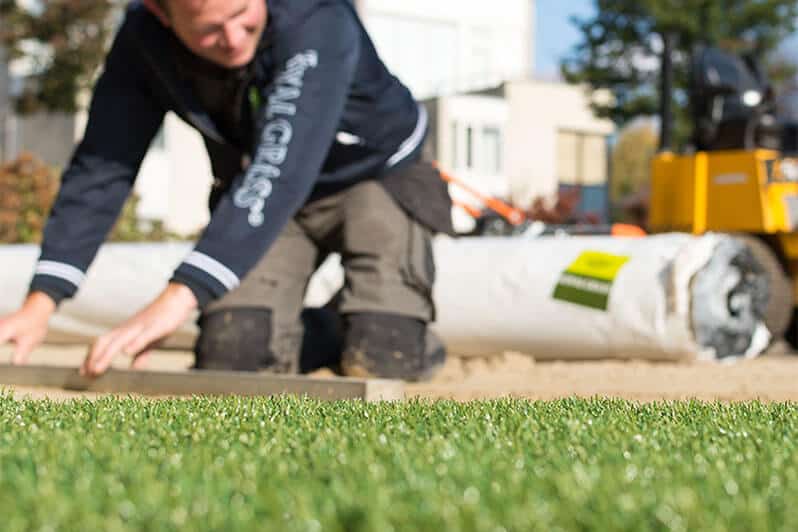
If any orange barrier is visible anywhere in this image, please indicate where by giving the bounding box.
[436,167,526,226]
[611,224,648,237]
[451,199,483,219]
[436,163,648,237]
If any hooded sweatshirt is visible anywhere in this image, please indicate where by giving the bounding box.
[30,0,439,308]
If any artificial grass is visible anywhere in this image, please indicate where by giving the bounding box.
[1,393,797,531]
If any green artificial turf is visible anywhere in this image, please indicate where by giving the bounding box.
[1,392,797,531]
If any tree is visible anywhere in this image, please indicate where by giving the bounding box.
[0,0,120,114]
[562,0,798,147]
[610,119,658,204]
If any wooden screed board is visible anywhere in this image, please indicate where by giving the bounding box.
[0,365,405,402]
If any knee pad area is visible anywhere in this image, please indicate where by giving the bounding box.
[194,309,273,372]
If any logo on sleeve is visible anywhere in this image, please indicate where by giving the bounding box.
[234,50,319,227]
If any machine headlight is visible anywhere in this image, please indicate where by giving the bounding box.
[743,90,762,107]
[779,158,798,182]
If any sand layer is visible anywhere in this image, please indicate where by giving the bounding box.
[2,344,798,402]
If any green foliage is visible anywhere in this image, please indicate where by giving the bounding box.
[0,0,119,114]
[1,394,798,531]
[611,119,659,203]
[0,153,183,243]
[110,195,181,243]
[563,0,798,146]
[0,153,59,243]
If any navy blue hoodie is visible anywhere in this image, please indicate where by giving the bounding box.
[29,0,432,307]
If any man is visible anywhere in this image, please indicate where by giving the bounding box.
[0,0,453,381]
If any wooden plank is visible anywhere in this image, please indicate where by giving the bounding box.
[0,364,404,402]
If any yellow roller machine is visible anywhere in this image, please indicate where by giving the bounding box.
[649,42,798,343]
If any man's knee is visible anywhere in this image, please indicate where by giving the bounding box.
[342,181,407,255]
[194,308,285,372]
[341,312,445,381]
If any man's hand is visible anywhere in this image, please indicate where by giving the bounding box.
[81,283,198,377]
[0,292,57,365]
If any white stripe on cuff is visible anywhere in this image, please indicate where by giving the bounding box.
[35,261,86,288]
[386,104,428,168]
[182,251,241,291]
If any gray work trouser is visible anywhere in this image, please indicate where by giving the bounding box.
[200,177,436,372]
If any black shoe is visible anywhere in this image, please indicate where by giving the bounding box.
[298,307,345,373]
[340,313,446,382]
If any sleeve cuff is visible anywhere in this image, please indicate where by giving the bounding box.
[29,275,77,307]
[170,271,221,309]
[171,251,242,309]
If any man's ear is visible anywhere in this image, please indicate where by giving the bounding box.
[143,0,171,26]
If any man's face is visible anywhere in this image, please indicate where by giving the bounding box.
[161,0,267,68]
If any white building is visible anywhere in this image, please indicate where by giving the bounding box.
[425,81,614,232]
[357,0,534,98]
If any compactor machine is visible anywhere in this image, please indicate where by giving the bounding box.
[649,39,798,343]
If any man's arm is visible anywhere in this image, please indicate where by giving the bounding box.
[1,15,165,365]
[81,3,362,376]
[30,18,166,305]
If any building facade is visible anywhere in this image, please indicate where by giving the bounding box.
[357,0,535,99]
[428,81,614,232]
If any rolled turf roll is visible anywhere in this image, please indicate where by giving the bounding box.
[424,233,769,361]
[0,233,770,362]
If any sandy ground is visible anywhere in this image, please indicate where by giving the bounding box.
[3,343,798,403]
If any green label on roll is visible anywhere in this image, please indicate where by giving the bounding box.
[553,251,630,311]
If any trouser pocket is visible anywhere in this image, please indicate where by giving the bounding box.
[400,221,437,320]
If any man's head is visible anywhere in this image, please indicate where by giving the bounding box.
[144,0,267,69]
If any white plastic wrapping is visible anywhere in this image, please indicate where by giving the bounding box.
[0,233,769,362]
[425,234,769,361]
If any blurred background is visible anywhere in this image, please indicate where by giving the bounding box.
[0,0,796,239]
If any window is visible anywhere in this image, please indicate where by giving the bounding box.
[466,126,474,169]
[482,127,502,174]
[582,135,607,185]
[556,130,608,186]
[450,121,504,173]
[556,131,580,185]
[451,121,458,169]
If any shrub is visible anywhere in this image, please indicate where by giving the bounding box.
[0,152,184,243]
[0,152,59,243]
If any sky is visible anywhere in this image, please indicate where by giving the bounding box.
[535,0,596,79]
[535,1,798,80]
